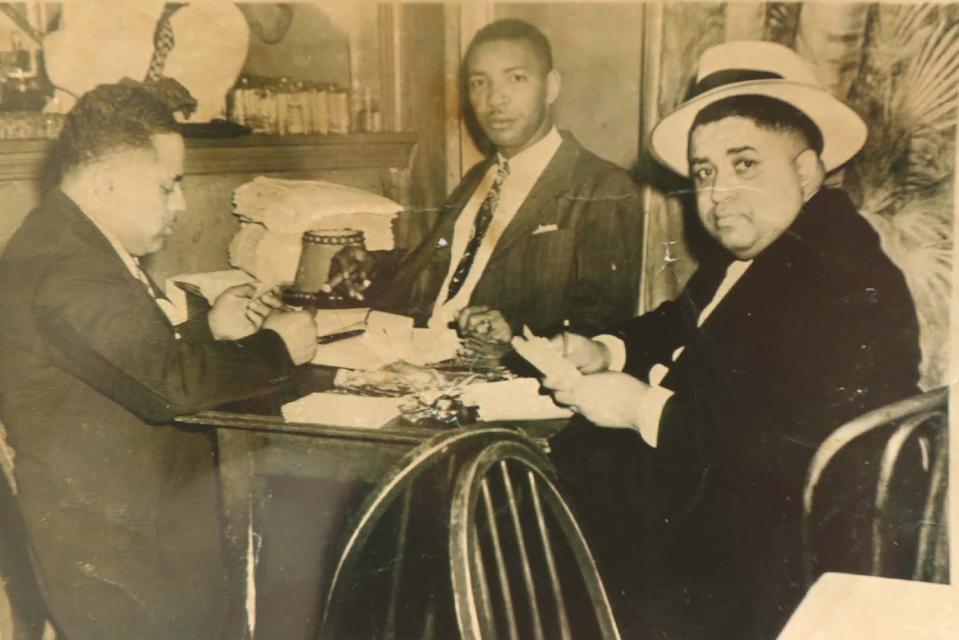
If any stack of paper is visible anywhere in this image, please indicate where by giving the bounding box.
[232,177,402,239]
[281,392,406,429]
[460,378,572,421]
[229,176,403,289]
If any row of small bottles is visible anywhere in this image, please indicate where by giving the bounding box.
[228,78,382,135]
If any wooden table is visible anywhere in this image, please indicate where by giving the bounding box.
[177,369,566,639]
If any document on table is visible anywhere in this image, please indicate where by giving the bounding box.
[460,378,572,421]
[311,310,460,370]
[281,392,407,429]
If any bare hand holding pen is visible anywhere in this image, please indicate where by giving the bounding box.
[209,283,286,340]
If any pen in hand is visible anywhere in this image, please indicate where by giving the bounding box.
[562,319,570,357]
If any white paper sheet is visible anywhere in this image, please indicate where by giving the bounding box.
[281,392,406,429]
[777,572,958,639]
[460,378,572,421]
[311,326,460,371]
[167,269,257,307]
[511,326,583,384]
[314,308,372,337]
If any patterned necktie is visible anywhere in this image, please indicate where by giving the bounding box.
[445,159,510,302]
[145,4,183,82]
[131,257,166,300]
[132,257,185,326]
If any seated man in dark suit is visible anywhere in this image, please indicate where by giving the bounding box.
[344,19,643,350]
[0,83,317,639]
[544,41,921,639]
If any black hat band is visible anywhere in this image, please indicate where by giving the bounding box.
[691,69,784,98]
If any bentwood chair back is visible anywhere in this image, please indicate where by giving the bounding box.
[449,436,621,640]
[319,427,528,639]
[801,387,949,587]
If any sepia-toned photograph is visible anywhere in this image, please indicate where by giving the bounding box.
[0,1,954,638]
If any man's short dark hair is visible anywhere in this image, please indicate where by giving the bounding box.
[58,82,179,174]
[465,19,553,72]
[691,94,824,155]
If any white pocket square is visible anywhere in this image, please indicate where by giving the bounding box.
[532,224,559,235]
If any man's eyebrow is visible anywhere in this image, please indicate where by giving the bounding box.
[689,157,710,167]
[726,146,757,154]
[469,66,528,78]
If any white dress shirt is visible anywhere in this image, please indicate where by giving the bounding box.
[81,209,188,327]
[596,259,753,446]
[429,127,564,329]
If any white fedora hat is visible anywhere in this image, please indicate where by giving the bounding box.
[650,41,867,176]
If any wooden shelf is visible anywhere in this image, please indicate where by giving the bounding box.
[0,131,418,182]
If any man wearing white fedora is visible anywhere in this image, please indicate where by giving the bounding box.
[545,41,921,638]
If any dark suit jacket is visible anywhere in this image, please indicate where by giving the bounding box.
[615,187,921,638]
[0,191,297,639]
[381,132,643,336]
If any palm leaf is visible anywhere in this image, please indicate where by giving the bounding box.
[846,6,957,388]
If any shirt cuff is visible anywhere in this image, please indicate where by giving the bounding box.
[634,384,673,448]
[593,334,626,372]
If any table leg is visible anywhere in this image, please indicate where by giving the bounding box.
[217,429,256,639]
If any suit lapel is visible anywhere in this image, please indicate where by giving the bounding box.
[386,158,493,312]
[486,136,581,266]
[47,190,173,316]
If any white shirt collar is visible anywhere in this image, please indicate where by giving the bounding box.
[496,127,562,181]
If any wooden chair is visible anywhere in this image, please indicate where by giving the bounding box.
[801,387,949,587]
[449,435,621,640]
[319,426,528,639]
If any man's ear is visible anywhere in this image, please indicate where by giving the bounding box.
[793,148,825,202]
[545,69,561,106]
[89,161,115,203]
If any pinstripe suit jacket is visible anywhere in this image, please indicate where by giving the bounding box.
[381,132,644,336]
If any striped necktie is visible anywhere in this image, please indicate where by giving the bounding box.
[132,258,186,327]
[131,257,165,300]
[145,4,183,82]
[445,159,510,302]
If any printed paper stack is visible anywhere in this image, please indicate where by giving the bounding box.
[228,176,403,288]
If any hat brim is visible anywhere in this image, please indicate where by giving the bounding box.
[650,79,868,176]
